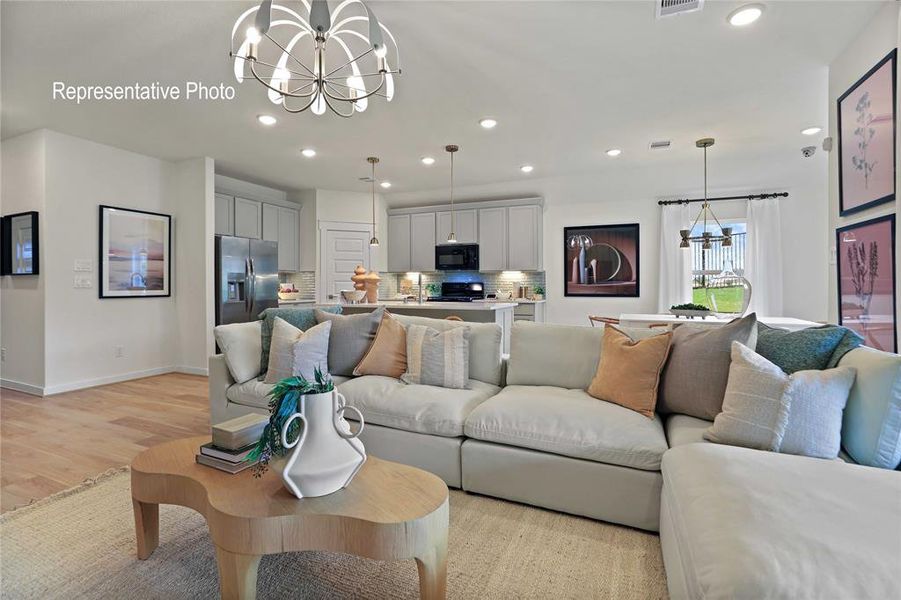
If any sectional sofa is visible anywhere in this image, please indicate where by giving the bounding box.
[210,314,901,599]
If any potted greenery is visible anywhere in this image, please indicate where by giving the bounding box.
[532,285,545,300]
[669,302,712,319]
[425,282,441,298]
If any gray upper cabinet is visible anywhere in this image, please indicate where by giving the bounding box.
[214,193,234,236]
[261,203,279,242]
[233,197,262,239]
[388,214,412,272]
[478,207,507,271]
[410,212,436,272]
[277,206,298,272]
[507,205,542,270]
[436,209,477,244]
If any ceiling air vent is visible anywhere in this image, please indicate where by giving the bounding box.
[657,0,704,18]
[649,140,672,150]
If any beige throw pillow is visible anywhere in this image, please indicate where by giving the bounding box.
[587,326,673,418]
[353,312,407,378]
[401,324,470,389]
[264,317,331,383]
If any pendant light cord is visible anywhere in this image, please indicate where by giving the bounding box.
[371,160,376,233]
[450,150,455,234]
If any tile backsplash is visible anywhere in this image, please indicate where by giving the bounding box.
[384,271,546,299]
[279,271,316,298]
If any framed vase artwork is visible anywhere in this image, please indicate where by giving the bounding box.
[0,211,39,276]
[837,49,896,216]
[564,223,639,297]
[836,214,896,353]
[99,205,171,298]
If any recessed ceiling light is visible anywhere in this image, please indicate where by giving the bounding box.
[479,118,498,129]
[301,148,316,158]
[728,4,764,27]
[380,181,392,188]
[606,148,622,157]
[257,114,277,126]
[520,165,534,173]
[421,156,436,166]
[801,127,822,136]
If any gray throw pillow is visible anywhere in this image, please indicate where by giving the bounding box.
[314,307,385,377]
[401,324,470,389]
[756,323,863,373]
[705,342,856,459]
[658,313,758,420]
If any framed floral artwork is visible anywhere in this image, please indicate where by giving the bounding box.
[564,223,639,297]
[836,214,896,353]
[837,49,896,216]
[99,205,171,298]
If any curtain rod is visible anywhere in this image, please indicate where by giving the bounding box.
[657,192,789,206]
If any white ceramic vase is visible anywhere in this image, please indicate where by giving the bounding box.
[278,390,366,499]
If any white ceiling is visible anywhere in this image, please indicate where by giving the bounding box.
[0,1,885,195]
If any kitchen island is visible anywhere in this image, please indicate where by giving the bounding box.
[317,301,517,354]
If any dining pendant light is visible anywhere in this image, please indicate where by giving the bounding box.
[679,138,732,251]
[367,156,380,247]
[446,144,459,243]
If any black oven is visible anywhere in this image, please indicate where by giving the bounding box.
[435,243,479,271]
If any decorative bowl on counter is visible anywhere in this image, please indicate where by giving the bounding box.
[278,291,303,300]
[340,289,367,304]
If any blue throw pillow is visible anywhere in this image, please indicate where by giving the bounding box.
[756,323,863,374]
[259,306,341,375]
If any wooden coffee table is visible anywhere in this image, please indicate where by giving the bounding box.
[131,436,449,600]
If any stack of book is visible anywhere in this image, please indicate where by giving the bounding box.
[196,413,269,474]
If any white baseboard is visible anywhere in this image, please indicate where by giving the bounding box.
[176,366,209,376]
[0,378,45,396]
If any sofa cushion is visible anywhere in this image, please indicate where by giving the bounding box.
[665,414,712,448]
[392,314,503,386]
[756,322,863,373]
[838,346,901,469]
[658,313,758,420]
[353,312,407,378]
[337,375,500,437]
[464,385,668,471]
[263,318,330,383]
[227,375,352,410]
[259,306,340,375]
[506,322,604,389]
[661,444,901,600]
[315,307,385,377]
[214,321,262,383]
[401,324,470,389]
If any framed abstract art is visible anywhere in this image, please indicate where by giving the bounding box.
[837,49,896,216]
[99,205,171,298]
[836,214,896,353]
[564,223,639,297]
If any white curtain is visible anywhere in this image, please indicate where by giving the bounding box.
[657,203,693,312]
[745,198,783,316]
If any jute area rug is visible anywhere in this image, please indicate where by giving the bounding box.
[0,468,667,599]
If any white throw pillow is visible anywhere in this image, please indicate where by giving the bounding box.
[264,317,331,383]
[401,324,470,389]
[214,321,262,384]
[704,342,856,459]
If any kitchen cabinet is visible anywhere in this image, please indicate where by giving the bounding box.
[388,214,411,272]
[214,193,234,236]
[513,301,547,323]
[436,209,477,244]
[262,204,279,242]
[507,204,542,271]
[478,207,508,271]
[276,206,298,272]
[410,212,436,272]
[233,197,262,239]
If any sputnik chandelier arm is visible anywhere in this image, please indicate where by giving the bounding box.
[230,0,401,117]
[679,138,733,251]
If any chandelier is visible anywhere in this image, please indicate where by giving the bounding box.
[230,0,401,118]
[680,138,732,250]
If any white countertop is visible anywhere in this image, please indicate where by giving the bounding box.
[318,301,518,311]
[479,298,546,304]
[619,314,820,331]
[278,299,316,305]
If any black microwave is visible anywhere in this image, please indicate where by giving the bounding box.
[435,243,479,271]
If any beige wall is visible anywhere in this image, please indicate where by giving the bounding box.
[827,2,900,352]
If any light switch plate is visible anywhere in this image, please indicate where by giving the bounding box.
[74,276,93,289]
[829,246,836,265]
[74,259,93,272]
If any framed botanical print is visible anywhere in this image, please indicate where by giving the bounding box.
[564,223,639,297]
[836,214,896,353]
[99,205,171,298]
[837,49,896,216]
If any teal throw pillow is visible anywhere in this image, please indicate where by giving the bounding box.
[756,323,863,374]
[259,306,342,375]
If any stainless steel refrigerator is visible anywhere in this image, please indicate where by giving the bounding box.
[215,236,279,325]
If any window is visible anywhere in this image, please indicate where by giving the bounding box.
[691,221,747,311]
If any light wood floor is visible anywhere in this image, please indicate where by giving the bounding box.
[1,373,209,513]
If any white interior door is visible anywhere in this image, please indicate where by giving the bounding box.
[322,228,371,301]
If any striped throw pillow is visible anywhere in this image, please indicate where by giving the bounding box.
[401,324,470,389]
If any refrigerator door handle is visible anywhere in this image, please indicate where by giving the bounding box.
[244,258,251,314]
[249,257,256,317]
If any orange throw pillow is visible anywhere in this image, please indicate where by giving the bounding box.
[353,312,407,378]
[587,326,673,418]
